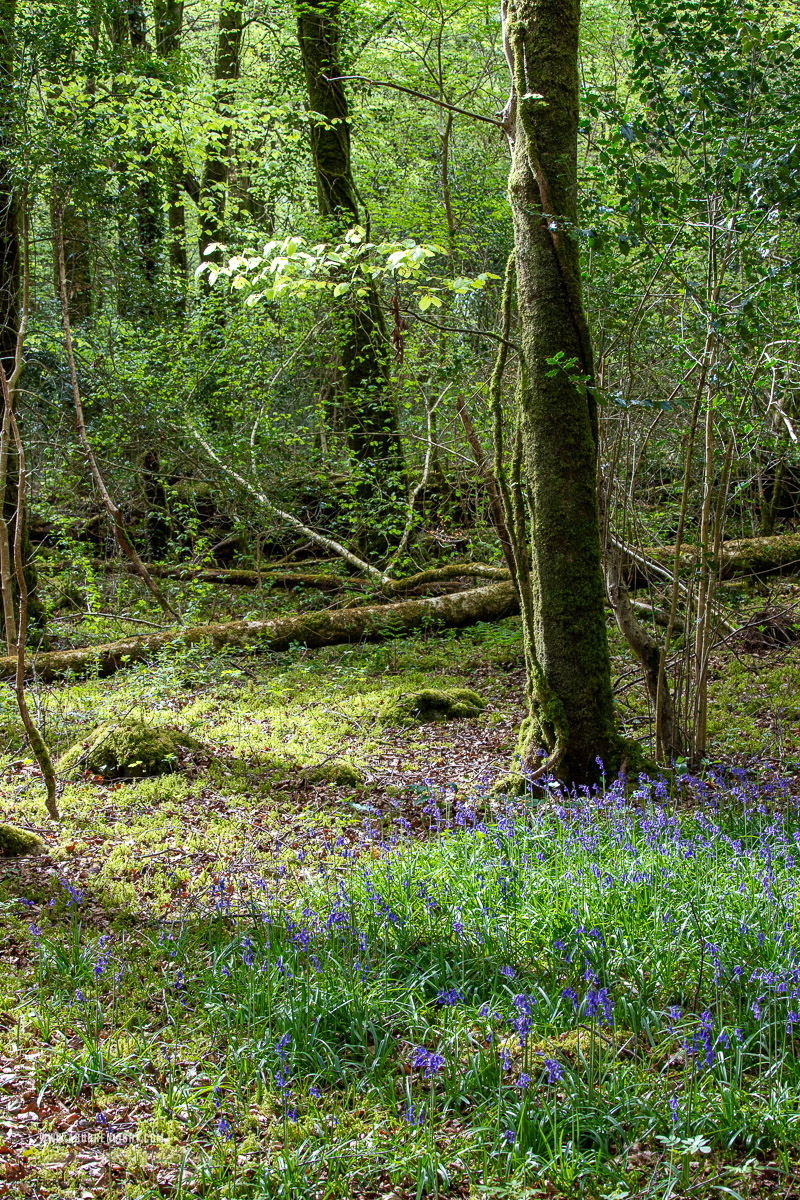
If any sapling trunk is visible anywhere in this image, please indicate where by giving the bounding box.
[6,410,57,819]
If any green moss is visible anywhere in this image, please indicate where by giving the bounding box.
[57,718,203,779]
[0,824,44,856]
[379,686,486,726]
[306,759,364,786]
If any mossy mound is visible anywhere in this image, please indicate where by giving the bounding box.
[0,824,44,857]
[379,687,486,726]
[58,718,203,779]
[306,759,365,787]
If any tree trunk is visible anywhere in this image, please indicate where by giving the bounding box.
[0,0,42,644]
[295,0,405,530]
[53,205,180,623]
[79,559,510,593]
[155,0,187,308]
[507,0,618,784]
[0,580,519,682]
[198,0,244,276]
[128,0,161,299]
[0,1,19,376]
[112,0,162,317]
[605,547,683,759]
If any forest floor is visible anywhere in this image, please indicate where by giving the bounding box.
[1,565,800,1199]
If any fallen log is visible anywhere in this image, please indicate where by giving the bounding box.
[146,561,511,594]
[646,532,800,580]
[2,581,519,682]
[380,563,510,596]
[48,558,511,595]
[147,565,354,591]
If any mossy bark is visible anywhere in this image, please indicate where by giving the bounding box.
[295,0,405,526]
[508,0,618,784]
[647,532,800,579]
[87,559,510,593]
[0,580,518,681]
[54,203,92,326]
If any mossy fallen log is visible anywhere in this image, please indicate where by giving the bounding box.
[55,559,511,595]
[379,563,510,595]
[1,581,519,682]
[646,532,800,579]
[120,564,356,591]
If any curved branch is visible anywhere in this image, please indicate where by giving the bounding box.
[324,74,505,129]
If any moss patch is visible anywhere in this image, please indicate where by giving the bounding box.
[57,718,203,779]
[306,759,365,787]
[379,686,486,726]
[0,824,44,856]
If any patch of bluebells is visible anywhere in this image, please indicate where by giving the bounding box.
[94,935,112,978]
[62,762,800,1150]
[542,1057,564,1084]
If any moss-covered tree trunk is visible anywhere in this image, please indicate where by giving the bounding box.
[0,0,42,643]
[110,0,162,318]
[507,0,618,785]
[295,0,405,537]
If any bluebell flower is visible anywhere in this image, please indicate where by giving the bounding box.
[543,1057,563,1083]
[585,987,614,1024]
